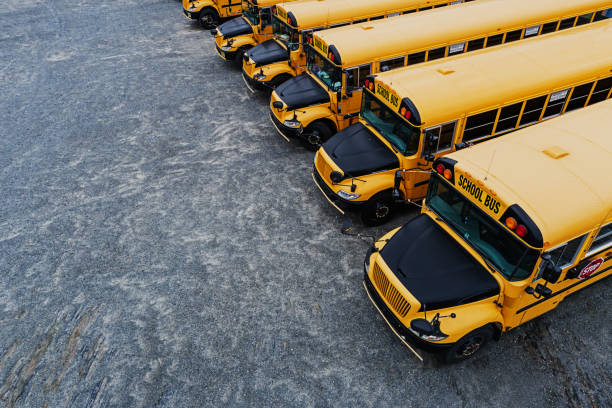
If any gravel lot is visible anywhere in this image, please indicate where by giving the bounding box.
[1,0,611,407]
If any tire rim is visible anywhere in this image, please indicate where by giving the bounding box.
[307,132,320,147]
[201,14,213,24]
[375,204,389,219]
[459,336,483,357]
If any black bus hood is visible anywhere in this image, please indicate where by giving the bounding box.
[275,73,329,110]
[380,214,500,311]
[247,40,289,67]
[321,122,398,178]
[218,17,252,38]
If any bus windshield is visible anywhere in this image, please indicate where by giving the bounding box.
[306,46,342,91]
[361,90,420,156]
[427,174,540,281]
[241,1,259,25]
[272,17,300,51]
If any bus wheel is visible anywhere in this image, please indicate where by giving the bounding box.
[304,121,333,151]
[199,9,219,29]
[361,192,394,226]
[443,326,494,364]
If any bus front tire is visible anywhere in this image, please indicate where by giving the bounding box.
[199,9,219,29]
[233,47,250,69]
[361,192,394,226]
[443,326,494,364]
[304,121,334,151]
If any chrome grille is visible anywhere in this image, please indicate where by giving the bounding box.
[372,263,411,317]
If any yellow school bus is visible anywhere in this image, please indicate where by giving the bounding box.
[362,99,612,363]
[242,0,466,92]
[183,0,242,28]
[213,0,298,67]
[270,0,612,148]
[312,19,612,225]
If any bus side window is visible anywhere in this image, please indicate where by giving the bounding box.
[535,235,587,281]
[540,21,558,35]
[419,6,433,11]
[494,102,522,134]
[427,47,445,61]
[558,17,576,30]
[504,29,522,43]
[352,64,371,88]
[462,109,497,142]
[433,3,446,8]
[518,95,547,126]
[407,51,426,65]
[576,12,594,26]
[423,121,456,156]
[523,25,540,38]
[330,22,350,29]
[369,15,384,21]
[387,12,401,17]
[542,89,569,119]
[486,33,503,47]
[401,9,416,15]
[466,38,485,51]
[587,77,612,105]
[346,68,358,89]
[448,42,465,56]
[353,18,367,24]
[565,82,594,112]
[380,56,405,72]
[586,223,612,257]
[593,8,612,21]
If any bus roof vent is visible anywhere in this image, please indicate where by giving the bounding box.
[543,146,569,159]
[361,26,374,30]
[437,68,455,75]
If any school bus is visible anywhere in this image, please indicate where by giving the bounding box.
[213,0,298,67]
[362,99,612,363]
[183,0,242,28]
[242,0,467,92]
[312,19,612,225]
[270,0,612,148]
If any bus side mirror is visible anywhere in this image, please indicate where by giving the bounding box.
[422,132,438,162]
[410,318,435,336]
[272,101,283,110]
[542,262,562,284]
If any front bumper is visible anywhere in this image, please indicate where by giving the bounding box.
[269,110,302,141]
[242,70,268,92]
[183,9,200,20]
[363,271,452,355]
[215,44,237,61]
[312,166,366,214]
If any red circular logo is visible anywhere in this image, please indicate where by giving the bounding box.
[578,258,604,279]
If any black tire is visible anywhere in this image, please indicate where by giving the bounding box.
[303,121,334,151]
[199,9,219,29]
[360,191,394,226]
[443,326,494,364]
[233,47,249,69]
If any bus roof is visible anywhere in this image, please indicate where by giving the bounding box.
[277,0,446,29]
[374,19,612,127]
[256,0,292,7]
[315,0,612,67]
[446,99,612,247]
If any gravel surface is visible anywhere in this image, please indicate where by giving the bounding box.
[1,0,611,407]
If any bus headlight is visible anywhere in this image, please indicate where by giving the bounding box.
[221,45,235,52]
[283,119,301,128]
[254,73,266,81]
[407,326,449,342]
[337,190,361,200]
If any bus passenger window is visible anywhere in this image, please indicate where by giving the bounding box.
[439,122,456,151]
[495,102,522,134]
[370,15,384,21]
[463,109,497,142]
[448,42,465,56]
[565,82,594,112]
[540,21,558,35]
[518,95,547,126]
[434,3,446,8]
[401,9,416,15]
[407,51,426,65]
[593,8,612,21]
[558,17,576,30]
[486,34,503,47]
[380,56,405,72]
[387,12,401,17]
[542,89,569,119]
[353,18,367,24]
[330,22,350,28]
[467,38,485,51]
[576,13,594,26]
[587,77,612,105]
[587,223,612,256]
[523,25,540,38]
[504,29,522,43]
[345,68,358,89]
[427,47,445,61]
[419,6,433,11]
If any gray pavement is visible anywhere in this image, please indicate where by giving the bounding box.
[1,0,610,407]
